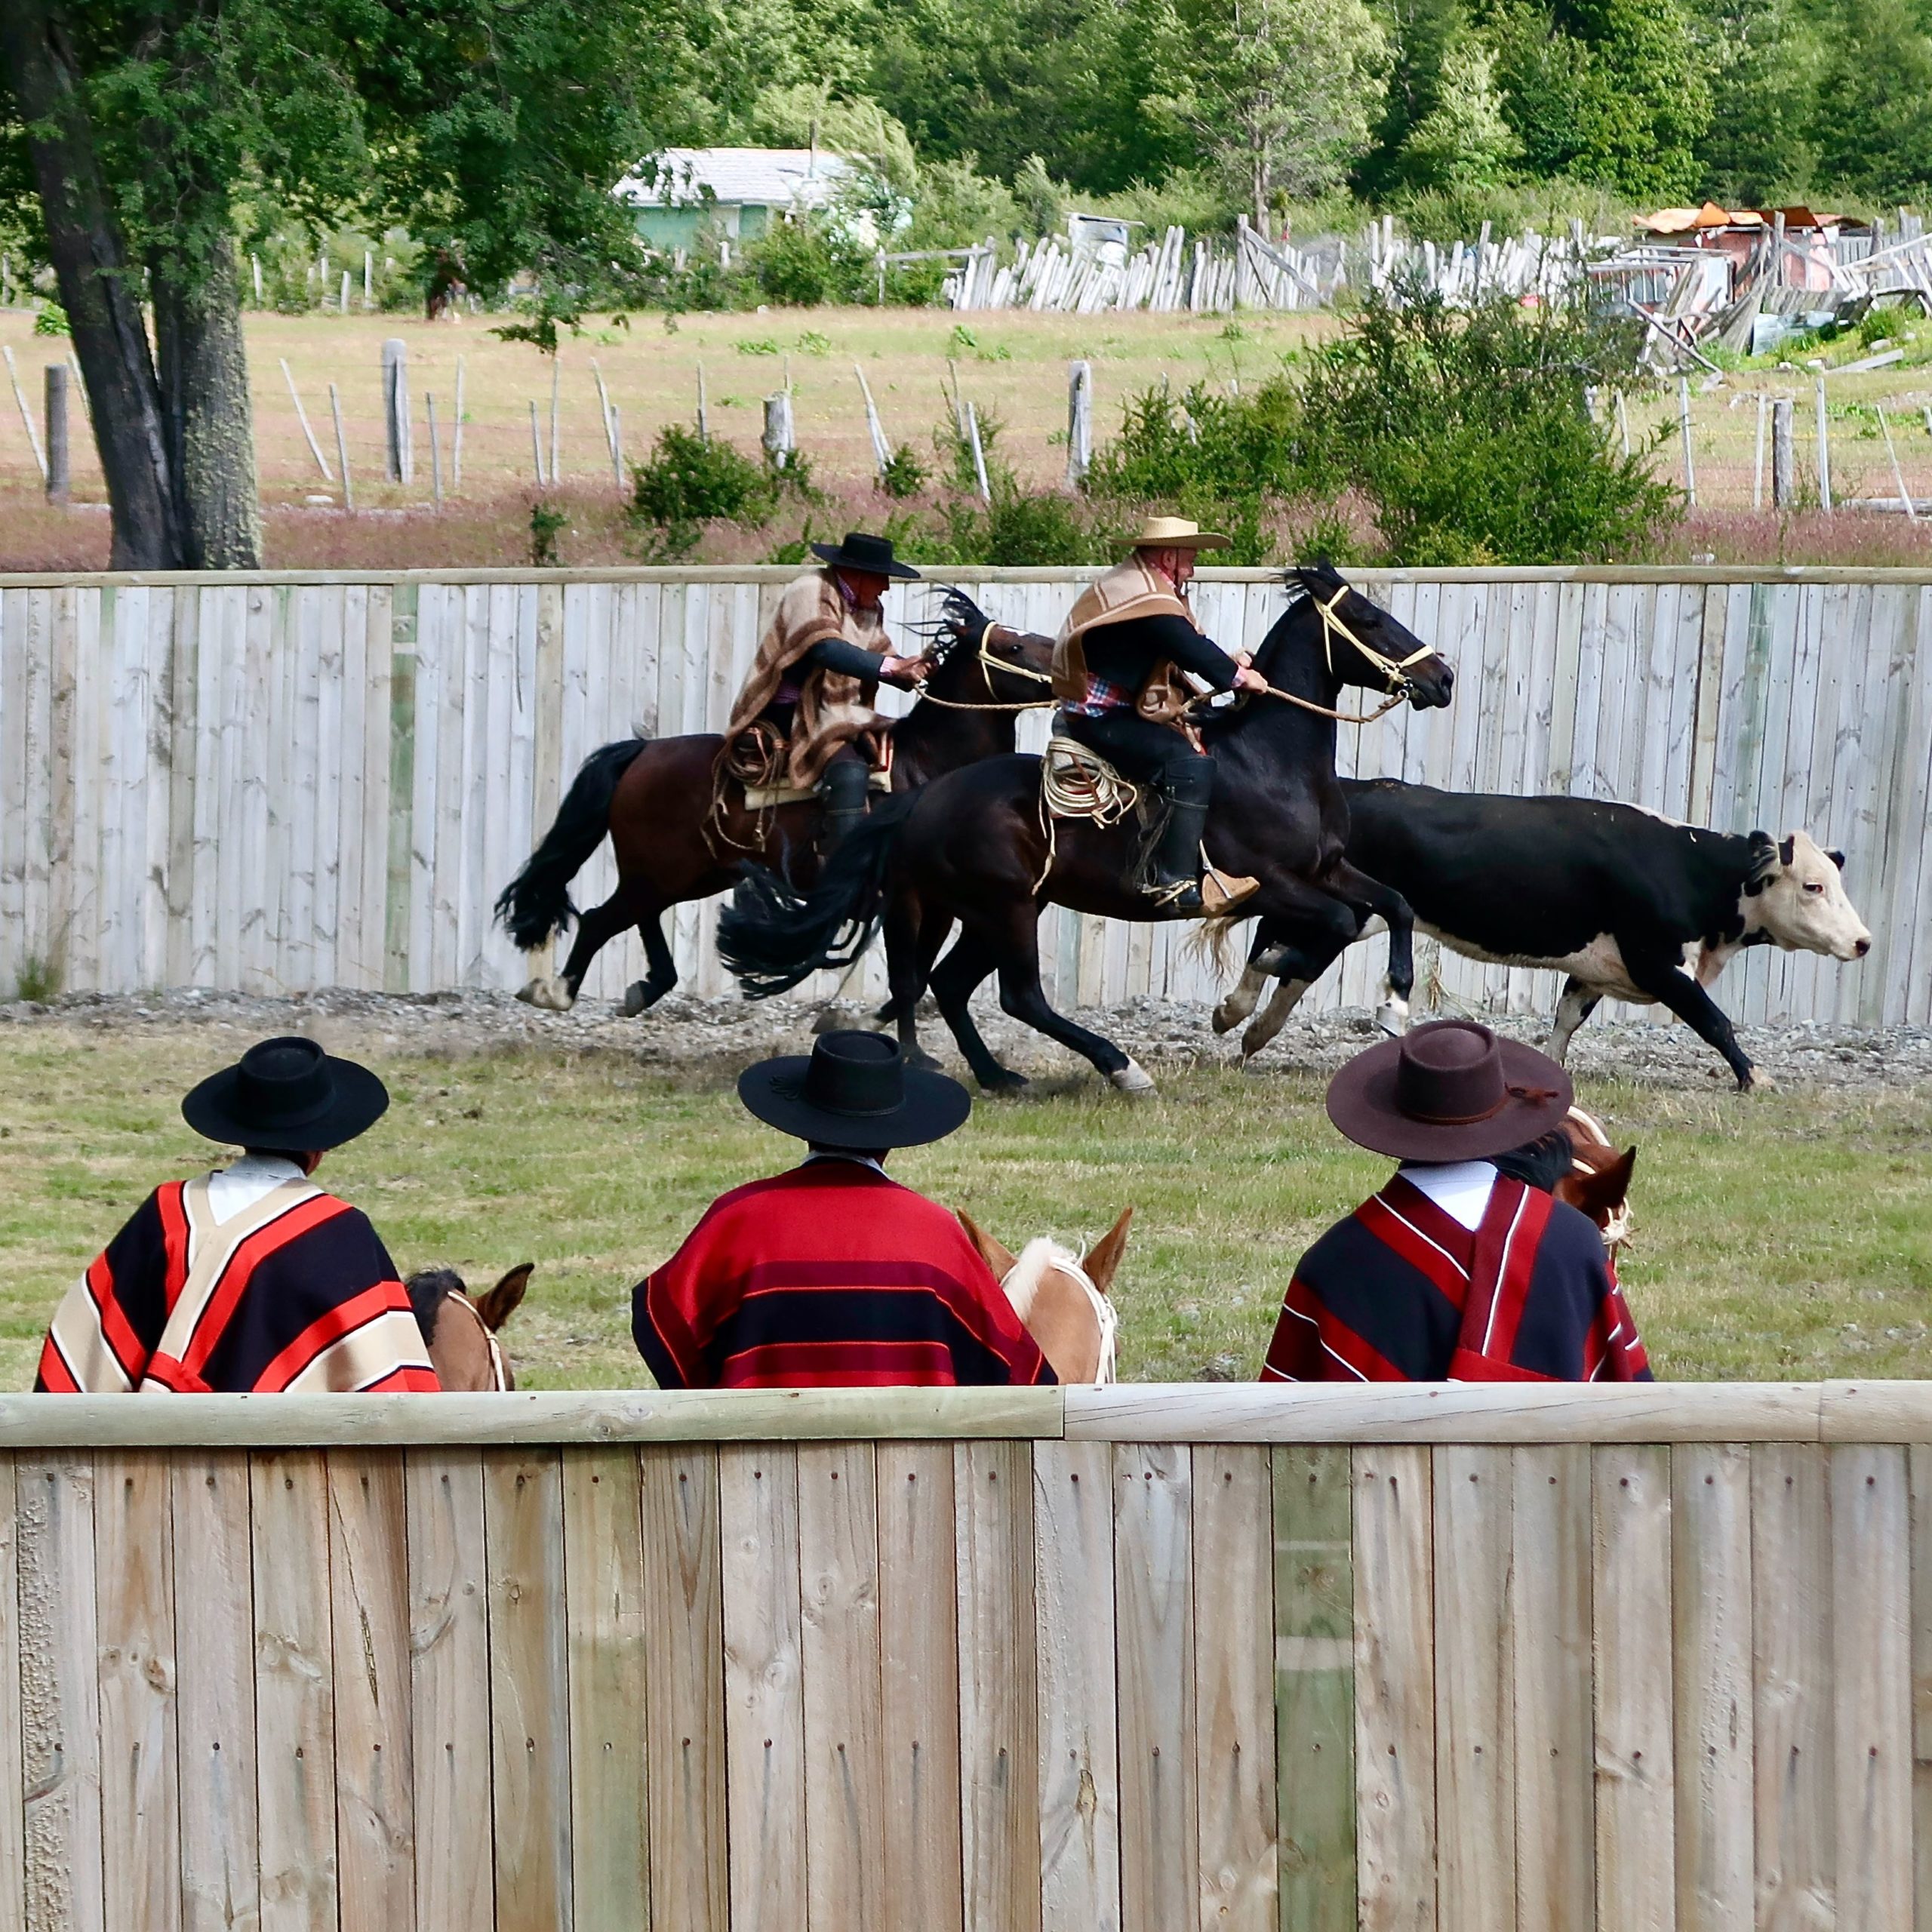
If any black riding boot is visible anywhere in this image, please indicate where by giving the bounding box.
[1149,760,1215,914]
[819,758,870,861]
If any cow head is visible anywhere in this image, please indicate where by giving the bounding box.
[1741,831,1872,961]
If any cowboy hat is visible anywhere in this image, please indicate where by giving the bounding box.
[1125,515,1230,552]
[182,1035,390,1152]
[809,531,921,580]
[737,1030,971,1148]
[1324,1020,1574,1163]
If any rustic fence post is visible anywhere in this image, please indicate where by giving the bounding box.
[963,400,992,501]
[1772,396,1795,508]
[855,363,892,481]
[762,390,795,469]
[1065,360,1093,488]
[328,383,354,513]
[43,365,68,506]
[1678,377,1697,506]
[426,393,444,512]
[1815,374,1832,512]
[452,357,466,491]
[383,339,411,484]
[1752,392,1767,510]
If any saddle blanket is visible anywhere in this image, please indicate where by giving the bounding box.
[743,768,893,811]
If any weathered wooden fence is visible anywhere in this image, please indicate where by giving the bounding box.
[0,1383,1928,1930]
[2,568,1926,1023]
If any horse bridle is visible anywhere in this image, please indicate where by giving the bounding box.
[441,1289,509,1391]
[911,620,1056,712]
[1241,586,1438,727]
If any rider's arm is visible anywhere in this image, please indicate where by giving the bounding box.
[799,635,894,682]
[1140,612,1244,692]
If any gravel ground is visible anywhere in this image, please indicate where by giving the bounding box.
[5,985,1930,1092]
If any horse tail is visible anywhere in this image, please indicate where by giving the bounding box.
[1188,910,1253,983]
[717,791,919,998]
[494,737,648,951]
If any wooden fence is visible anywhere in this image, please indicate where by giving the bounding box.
[0,1383,1929,1930]
[1,566,1927,1025]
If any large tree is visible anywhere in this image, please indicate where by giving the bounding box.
[0,0,673,569]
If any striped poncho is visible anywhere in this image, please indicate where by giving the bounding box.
[633,1161,1054,1389]
[36,1170,438,1395]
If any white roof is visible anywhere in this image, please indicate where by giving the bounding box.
[617,148,851,211]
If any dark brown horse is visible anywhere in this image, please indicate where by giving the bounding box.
[718,565,1454,1095]
[494,601,1053,1014]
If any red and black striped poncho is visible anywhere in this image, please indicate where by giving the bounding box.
[633,1162,1055,1389]
[1261,1172,1651,1385]
[36,1176,439,1395]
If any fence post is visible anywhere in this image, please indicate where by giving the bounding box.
[328,382,354,513]
[1065,360,1093,488]
[963,399,991,502]
[452,358,466,491]
[1678,377,1697,506]
[1815,374,1832,513]
[43,365,68,506]
[1752,392,1767,510]
[855,363,892,481]
[427,393,444,512]
[762,391,795,469]
[1772,396,1795,509]
[697,362,709,445]
[383,339,411,484]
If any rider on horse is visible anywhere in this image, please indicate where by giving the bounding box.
[724,531,932,859]
[1046,516,1267,914]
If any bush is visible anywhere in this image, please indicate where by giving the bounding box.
[880,445,928,498]
[742,216,874,307]
[629,424,800,557]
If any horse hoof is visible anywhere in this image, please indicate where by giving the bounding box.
[518,977,574,1014]
[811,1004,850,1036]
[1108,1058,1157,1098]
[622,980,669,1018]
[980,1069,1030,1095]
[1375,996,1411,1038]
[1740,1066,1777,1094]
[905,1046,944,1073]
[1211,999,1241,1035]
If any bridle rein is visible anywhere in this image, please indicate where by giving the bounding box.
[1244,586,1437,727]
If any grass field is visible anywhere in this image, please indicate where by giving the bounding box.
[4,1024,1929,1391]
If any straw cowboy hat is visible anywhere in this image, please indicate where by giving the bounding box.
[1125,515,1230,552]
[737,1030,971,1148]
[182,1035,390,1152]
[1324,1020,1574,1163]
[809,531,922,580]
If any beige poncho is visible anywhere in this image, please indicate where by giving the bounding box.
[1051,554,1200,703]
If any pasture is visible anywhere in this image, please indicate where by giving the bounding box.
[3,1011,1930,1392]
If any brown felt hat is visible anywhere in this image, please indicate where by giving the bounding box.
[1324,1020,1574,1163]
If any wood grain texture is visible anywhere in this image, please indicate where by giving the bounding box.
[249,1451,337,1932]
[955,1439,1041,1932]
[561,1446,651,1932]
[405,1451,495,1932]
[0,1457,23,1932]
[485,1450,573,1932]
[641,1444,728,1932]
[1909,1444,1932,1931]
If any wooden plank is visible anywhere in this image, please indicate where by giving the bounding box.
[1352,1446,1433,1932]
[1752,1444,1834,1931]
[1115,1443,1197,1932]
[171,1453,258,1932]
[328,1449,415,1931]
[1433,1444,1514,1932]
[94,1451,180,1932]
[641,1444,728,1932]
[1831,1445,1912,1932]
[335,582,369,982]
[1670,1444,1752,1932]
[485,1448,572,1932]
[1909,1444,1932,1930]
[405,1451,494,1932]
[562,1444,651,1932]
[879,1441,966,1932]
[800,1442,886,1932]
[1273,1446,1353,1932]
[718,1444,806,1931]
[955,1439,1041,1932]
[0,1458,23,1932]
[1192,1444,1276,1932]
[249,1451,336,1932]
[1512,1445,1593,1932]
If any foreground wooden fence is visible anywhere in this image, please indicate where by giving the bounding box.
[0,1383,1928,1931]
[1,566,1926,1023]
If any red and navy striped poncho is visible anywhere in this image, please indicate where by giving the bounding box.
[36,1177,439,1395]
[633,1162,1055,1389]
[1262,1172,1651,1384]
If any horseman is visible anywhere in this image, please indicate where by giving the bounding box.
[1048,515,1267,914]
[724,530,933,860]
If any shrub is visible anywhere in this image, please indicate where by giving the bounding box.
[629,423,816,558]
[529,502,568,568]
[880,445,928,498]
[743,216,874,307]
[33,304,69,338]
[11,952,61,1002]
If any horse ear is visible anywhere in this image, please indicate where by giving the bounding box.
[1081,1207,1134,1296]
[475,1263,534,1333]
[956,1210,1018,1283]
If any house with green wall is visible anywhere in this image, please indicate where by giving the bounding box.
[617,149,853,254]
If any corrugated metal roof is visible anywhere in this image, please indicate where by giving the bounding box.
[616,148,851,211]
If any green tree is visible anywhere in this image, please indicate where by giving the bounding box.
[1689,0,1821,203]
[1398,38,1521,188]
[1811,0,1932,203]
[1359,0,1469,193]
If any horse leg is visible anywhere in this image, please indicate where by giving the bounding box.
[621,906,680,1017]
[1322,860,1415,1035]
[930,931,1026,1092]
[525,884,641,1011]
[992,940,1152,1097]
[1213,921,1280,1034]
[1549,977,1602,1064]
[1235,884,1361,1063]
[884,899,942,1070]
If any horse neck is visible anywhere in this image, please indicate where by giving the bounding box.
[1217,608,1340,766]
[895,654,1016,773]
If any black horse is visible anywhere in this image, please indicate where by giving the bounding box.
[719,565,1454,1094]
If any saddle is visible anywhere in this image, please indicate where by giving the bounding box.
[723,720,894,811]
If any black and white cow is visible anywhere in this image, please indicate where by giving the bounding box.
[1213,780,1872,1090]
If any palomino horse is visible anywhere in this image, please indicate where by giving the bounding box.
[1556,1107,1635,1263]
[718,565,1454,1096]
[495,605,1054,1016]
[958,1208,1132,1383]
[408,1263,531,1391]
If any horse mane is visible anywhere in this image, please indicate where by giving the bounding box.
[405,1266,463,1343]
[1000,1236,1083,1324]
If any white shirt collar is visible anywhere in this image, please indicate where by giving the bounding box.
[1396,1158,1498,1233]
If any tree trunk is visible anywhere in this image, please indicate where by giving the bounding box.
[152,232,262,570]
[0,0,183,568]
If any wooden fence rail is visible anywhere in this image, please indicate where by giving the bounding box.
[2,567,1927,1026]
[0,1384,1928,1932]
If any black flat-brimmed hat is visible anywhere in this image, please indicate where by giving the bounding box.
[810,531,921,580]
[1325,1020,1574,1163]
[737,1030,970,1148]
[182,1035,390,1152]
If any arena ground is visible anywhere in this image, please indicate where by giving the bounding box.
[5,987,1928,1391]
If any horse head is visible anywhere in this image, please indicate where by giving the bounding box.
[1554,1108,1635,1258]
[920,589,1057,706]
[1269,561,1455,711]
[407,1263,531,1392]
[956,1206,1132,1384]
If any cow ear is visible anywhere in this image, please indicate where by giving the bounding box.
[1081,1208,1134,1297]
[1828,848,1847,872]
[957,1210,1018,1283]
[1779,834,1796,867]
[1745,829,1780,891]
[476,1263,533,1333]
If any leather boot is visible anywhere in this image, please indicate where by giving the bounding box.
[819,758,869,861]
[1148,763,1258,916]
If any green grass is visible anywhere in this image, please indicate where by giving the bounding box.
[4,1028,1929,1389]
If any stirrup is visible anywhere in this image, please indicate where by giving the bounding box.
[1200,870,1260,915]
